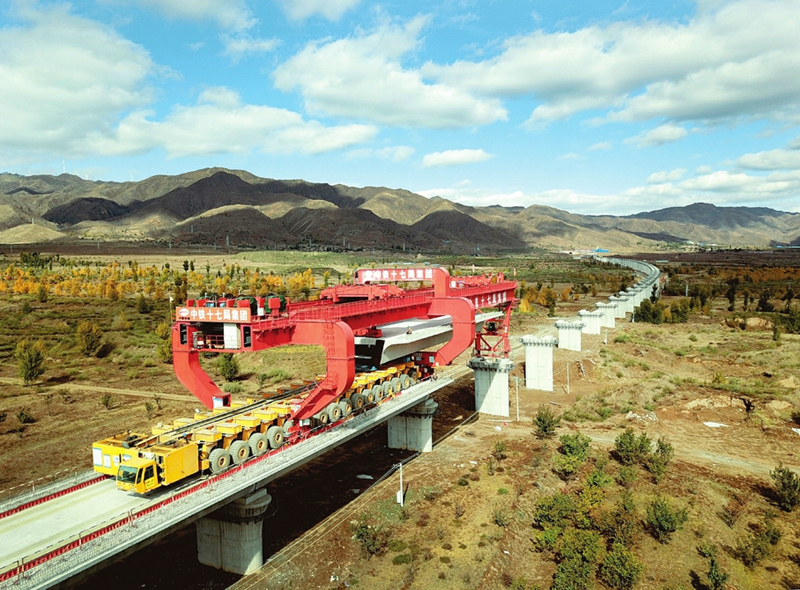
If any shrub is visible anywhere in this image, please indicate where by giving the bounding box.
[560,432,592,460]
[256,373,269,389]
[535,492,577,528]
[392,553,412,565]
[707,556,729,590]
[37,284,48,303]
[154,322,171,340]
[534,405,561,438]
[494,508,511,527]
[617,466,638,488]
[770,464,800,511]
[222,382,243,394]
[144,401,156,419]
[76,321,103,356]
[493,440,508,461]
[217,353,239,381]
[551,556,594,590]
[350,516,389,559]
[646,496,688,543]
[553,454,584,480]
[156,337,173,364]
[600,493,639,548]
[554,528,602,564]
[111,312,131,331]
[599,542,643,590]
[614,428,651,466]
[388,539,407,552]
[16,407,36,424]
[645,437,674,482]
[100,394,116,410]
[14,339,46,385]
[136,293,150,314]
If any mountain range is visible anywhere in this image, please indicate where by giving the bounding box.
[1,167,799,251]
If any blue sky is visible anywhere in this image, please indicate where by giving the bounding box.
[2,0,800,215]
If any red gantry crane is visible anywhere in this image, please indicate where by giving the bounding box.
[92,267,517,494]
[172,267,517,424]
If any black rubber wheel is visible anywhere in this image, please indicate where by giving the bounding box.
[266,425,284,449]
[350,393,365,410]
[400,374,411,390]
[326,402,342,422]
[249,433,268,456]
[338,398,353,417]
[229,440,250,465]
[364,387,377,404]
[314,411,329,427]
[209,448,231,474]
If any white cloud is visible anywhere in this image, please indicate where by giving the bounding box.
[736,149,800,170]
[588,142,611,151]
[222,35,279,62]
[647,168,687,183]
[558,152,580,160]
[422,0,800,124]
[696,165,713,174]
[119,0,255,31]
[276,0,362,21]
[85,87,378,157]
[626,124,688,147]
[789,135,800,150]
[422,149,492,168]
[346,146,415,162]
[273,17,507,129]
[0,4,154,156]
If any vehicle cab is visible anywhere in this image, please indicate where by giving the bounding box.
[116,457,159,494]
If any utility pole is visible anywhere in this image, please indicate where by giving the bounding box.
[396,463,404,507]
[566,363,570,395]
[515,376,519,422]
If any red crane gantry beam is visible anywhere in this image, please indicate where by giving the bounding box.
[172,267,517,419]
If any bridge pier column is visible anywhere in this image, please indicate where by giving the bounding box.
[196,487,272,575]
[387,398,438,452]
[468,357,514,417]
[520,335,557,391]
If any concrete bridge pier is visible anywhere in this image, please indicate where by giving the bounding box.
[387,397,438,452]
[196,487,272,575]
[520,335,557,391]
[468,356,514,417]
[556,320,585,351]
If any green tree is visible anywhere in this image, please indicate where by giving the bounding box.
[76,321,103,356]
[707,556,729,590]
[15,339,46,385]
[770,464,800,511]
[599,542,644,590]
[646,496,688,543]
[534,405,561,439]
[217,353,239,382]
[614,428,651,466]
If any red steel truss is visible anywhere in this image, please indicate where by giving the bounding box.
[172,267,517,419]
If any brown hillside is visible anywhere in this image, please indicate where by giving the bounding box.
[412,209,527,249]
[278,207,441,250]
[164,207,299,248]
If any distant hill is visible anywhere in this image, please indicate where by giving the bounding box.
[2,168,799,251]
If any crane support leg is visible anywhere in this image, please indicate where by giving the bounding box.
[428,297,475,366]
[173,348,230,409]
[290,321,356,420]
